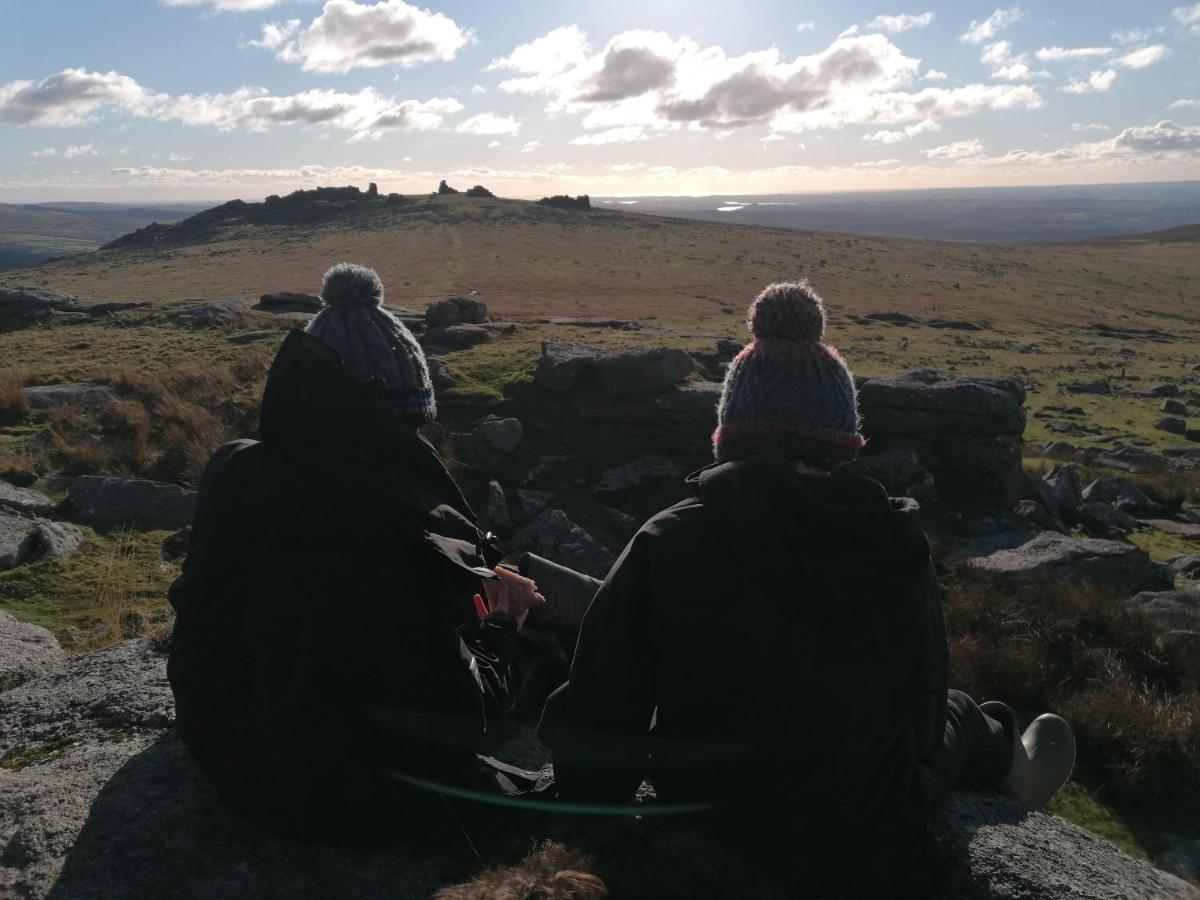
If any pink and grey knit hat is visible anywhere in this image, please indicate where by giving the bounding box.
[713,281,865,467]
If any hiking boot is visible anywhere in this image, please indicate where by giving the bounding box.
[980,700,1076,809]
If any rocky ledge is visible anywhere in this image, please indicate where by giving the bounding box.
[1,638,1194,899]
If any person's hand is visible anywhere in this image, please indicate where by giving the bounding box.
[480,567,545,629]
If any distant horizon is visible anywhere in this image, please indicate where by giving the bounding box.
[4,2,1200,202]
[5,176,1200,208]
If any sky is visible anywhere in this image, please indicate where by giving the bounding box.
[1,0,1199,202]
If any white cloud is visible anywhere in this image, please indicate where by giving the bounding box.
[1063,69,1117,94]
[960,7,1025,44]
[980,40,1045,80]
[570,126,648,145]
[838,25,860,38]
[1174,3,1200,37]
[487,25,590,93]
[471,84,487,95]
[0,68,164,126]
[610,162,644,171]
[1070,122,1109,132]
[1115,45,1169,68]
[254,0,471,74]
[922,69,949,81]
[863,119,941,143]
[864,12,935,33]
[160,87,462,134]
[855,158,901,167]
[760,132,787,142]
[1168,98,1200,109]
[1112,26,1164,45]
[63,143,98,158]
[487,139,502,148]
[520,139,541,152]
[923,138,984,158]
[1034,46,1112,61]
[796,21,816,33]
[162,0,279,11]
[456,112,520,136]
[29,147,57,158]
[168,151,196,161]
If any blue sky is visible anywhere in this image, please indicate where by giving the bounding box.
[2,0,1199,201]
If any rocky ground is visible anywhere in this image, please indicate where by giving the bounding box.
[1,636,1195,899]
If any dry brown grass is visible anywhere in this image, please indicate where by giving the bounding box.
[30,348,270,485]
[944,564,1200,806]
[0,370,29,423]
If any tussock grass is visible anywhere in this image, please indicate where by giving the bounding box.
[944,563,1200,854]
[0,369,29,424]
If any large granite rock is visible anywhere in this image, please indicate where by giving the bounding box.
[0,510,85,570]
[0,481,55,516]
[535,342,695,396]
[0,287,76,330]
[0,610,63,692]
[859,370,1026,506]
[510,509,616,578]
[597,456,680,493]
[426,296,488,327]
[254,292,321,314]
[22,383,114,410]
[0,641,1193,898]
[1127,589,1200,629]
[843,447,938,502]
[420,324,490,351]
[967,532,1173,594]
[69,476,196,528]
[1082,477,1164,516]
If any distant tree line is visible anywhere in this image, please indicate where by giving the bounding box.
[538,194,591,210]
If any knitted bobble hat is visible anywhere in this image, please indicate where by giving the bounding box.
[713,281,865,467]
[304,263,436,423]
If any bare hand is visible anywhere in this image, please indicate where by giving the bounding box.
[481,567,545,628]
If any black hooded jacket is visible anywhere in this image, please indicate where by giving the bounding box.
[168,331,514,837]
[543,456,947,879]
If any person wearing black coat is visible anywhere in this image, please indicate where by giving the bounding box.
[168,264,566,839]
[540,282,1076,892]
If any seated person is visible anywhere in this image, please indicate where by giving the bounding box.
[540,282,1075,892]
[168,264,565,839]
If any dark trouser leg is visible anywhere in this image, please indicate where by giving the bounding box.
[922,688,1013,811]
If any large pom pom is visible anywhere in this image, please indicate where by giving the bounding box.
[320,262,384,308]
[747,281,825,342]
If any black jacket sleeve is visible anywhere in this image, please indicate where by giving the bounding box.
[541,529,658,803]
[457,611,518,720]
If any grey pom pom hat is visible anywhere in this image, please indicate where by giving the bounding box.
[304,263,436,424]
[714,281,864,467]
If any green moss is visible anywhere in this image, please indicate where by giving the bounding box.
[1046,782,1153,862]
[0,731,80,771]
[1128,528,1200,564]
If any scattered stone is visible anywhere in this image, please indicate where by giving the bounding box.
[1186,428,1200,444]
[174,300,245,326]
[38,474,76,494]
[77,301,150,316]
[1062,380,1110,395]
[1139,519,1200,539]
[0,510,83,569]
[534,341,600,393]
[1162,399,1188,416]
[1081,477,1162,515]
[1041,464,1083,524]
[22,383,114,410]
[255,292,321,314]
[510,509,615,578]
[1077,501,1136,536]
[425,296,488,327]
[0,287,76,330]
[1169,555,1200,585]
[419,324,490,351]
[533,342,694,396]
[0,481,54,516]
[427,358,454,391]
[1127,589,1200,629]
[523,456,571,486]
[228,330,279,345]
[513,489,552,520]
[968,531,1172,594]
[1041,441,1081,462]
[1155,416,1188,435]
[1092,445,1169,473]
[481,322,517,335]
[603,506,638,531]
[864,311,918,325]
[472,417,524,455]
[858,370,1026,505]
[1,470,38,489]
[485,480,511,531]
[925,319,983,331]
[541,317,638,329]
[1149,384,1181,398]
[0,610,63,692]
[843,448,938,502]
[597,456,680,493]
[69,476,196,528]
[161,526,192,562]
